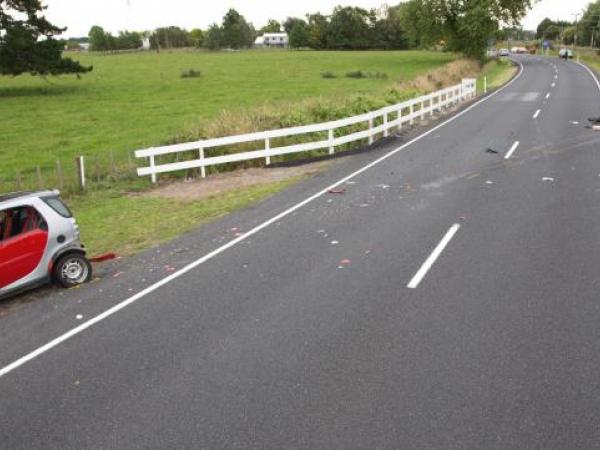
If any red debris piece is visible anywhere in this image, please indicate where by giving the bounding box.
[328,188,346,194]
[339,259,352,265]
[89,252,118,263]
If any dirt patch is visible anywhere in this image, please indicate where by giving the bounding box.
[139,160,334,201]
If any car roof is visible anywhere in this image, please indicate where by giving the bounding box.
[0,190,58,205]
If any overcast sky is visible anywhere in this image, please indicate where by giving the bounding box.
[43,0,592,38]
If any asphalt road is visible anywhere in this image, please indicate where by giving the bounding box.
[2,55,600,449]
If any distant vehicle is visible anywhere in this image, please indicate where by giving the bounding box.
[559,48,574,59]
[499,48,510,56]
[486,49,498,58]
[0,190,91,299]
[510,46,528,54]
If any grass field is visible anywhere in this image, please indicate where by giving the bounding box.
[0,49,457,179]
[0,49,515,257]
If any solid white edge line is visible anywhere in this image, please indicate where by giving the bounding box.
[407,224,461,289]
[533,109,541,119]
[574,60,600,93]
[504,141,520,160]
[0,61,525,380]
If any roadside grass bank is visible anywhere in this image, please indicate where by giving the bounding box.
[477,58,518,94]
[0,51,515,258]
[0,49,457,180]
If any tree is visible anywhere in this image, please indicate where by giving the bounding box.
[0,0,91,76]
[326,6,375,49]
[189,28,204,48]
[221,9,254,49]
[283,17,307,34]
[372,7,408,49]
[536,18,553,39]
[410,0,533,61]
[306,13,329,49]
[151,26,192,49]
[203,24,224,50]
[289,22,310,48]
[396,0,441,49]
[261,19,281,33]
[88,25,109,51]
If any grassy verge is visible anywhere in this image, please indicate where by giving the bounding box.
[70,177,303,257]
[476,58,518,94]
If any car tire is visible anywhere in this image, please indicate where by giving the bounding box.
[53,253,92,288]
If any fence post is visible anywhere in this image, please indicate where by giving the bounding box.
[410,104,414,125]
[420,101,425,120]
[76,156,86,189]
[265,138,271,165]
[397,109,402,131]
[368,116,374,145]
[199,148,206,178]
[484,76,487,94]
[328,129,334,155]
[149,155,157,184]
[383,112,389,137]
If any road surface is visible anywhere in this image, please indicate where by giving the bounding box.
[2,55,600,449]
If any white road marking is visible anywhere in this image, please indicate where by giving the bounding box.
[552,82,556,87]
[545,92,551,100]
[533,109,541,119]
[575,61,600,93]
[407,224,461,289]
[504,141,520,160]
[0,62,526,380]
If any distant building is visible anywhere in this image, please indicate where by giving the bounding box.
[254,33,288,48]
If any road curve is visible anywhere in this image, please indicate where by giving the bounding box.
[2,55,600,449]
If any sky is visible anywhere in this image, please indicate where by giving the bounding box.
[43,0,593,38]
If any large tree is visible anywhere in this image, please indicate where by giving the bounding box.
[221,9,254,49]
[405,0,533,61]
[0,0,91,76]
[327,6,375,50]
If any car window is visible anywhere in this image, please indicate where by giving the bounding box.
[0,206,47,242]
[43,196,72,218]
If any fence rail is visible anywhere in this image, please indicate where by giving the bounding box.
[136,79,477,182]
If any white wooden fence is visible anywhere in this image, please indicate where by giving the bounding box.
[136,79,477,182]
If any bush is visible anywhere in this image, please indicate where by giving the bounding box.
[346,70,367,78]
[181,69,202,79]
[345,70,388,80]
[320,71,337,79]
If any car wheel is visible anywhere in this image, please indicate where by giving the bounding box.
[53,253,92,288]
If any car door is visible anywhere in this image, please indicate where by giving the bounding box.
[0,206,49,289]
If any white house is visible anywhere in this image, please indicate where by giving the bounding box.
[255,32,289,48]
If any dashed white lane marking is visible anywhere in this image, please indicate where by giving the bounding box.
[407,224,461,289]
[545,92,551,100]
[0,62,527,380]
[504,141,520,160]
[552,82,556,87]
[533,109,541,119]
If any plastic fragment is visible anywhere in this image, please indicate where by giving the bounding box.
[542,177,555,182]
[486,148,499,154]
[485,180,494,185]
[76,314,83,320]
[328,188,346,194]
[113,271,124,278]
[331,240,339,245]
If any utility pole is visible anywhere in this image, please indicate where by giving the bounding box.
[572,12,581,61]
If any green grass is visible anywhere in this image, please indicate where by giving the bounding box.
[70,177,302,256]
[477,59,517,94]
[0,49,456,180]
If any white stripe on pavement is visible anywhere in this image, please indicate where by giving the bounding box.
[533,109,541,119]
[504,141,520,160]
[407,224,461,289]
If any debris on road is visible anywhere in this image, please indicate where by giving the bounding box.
[542,177,555,182]
[76,314,83,320]
[486,148,499,154]
[485,180,494,185]
[112,271,124,278]
[338,258,352,268]
[331,241,339,245]
[89,252,118,263]
[376,184,390,189]
[328,188,346,194]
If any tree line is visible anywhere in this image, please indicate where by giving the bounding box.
[2,0,536,77]
[535,0,600,47]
